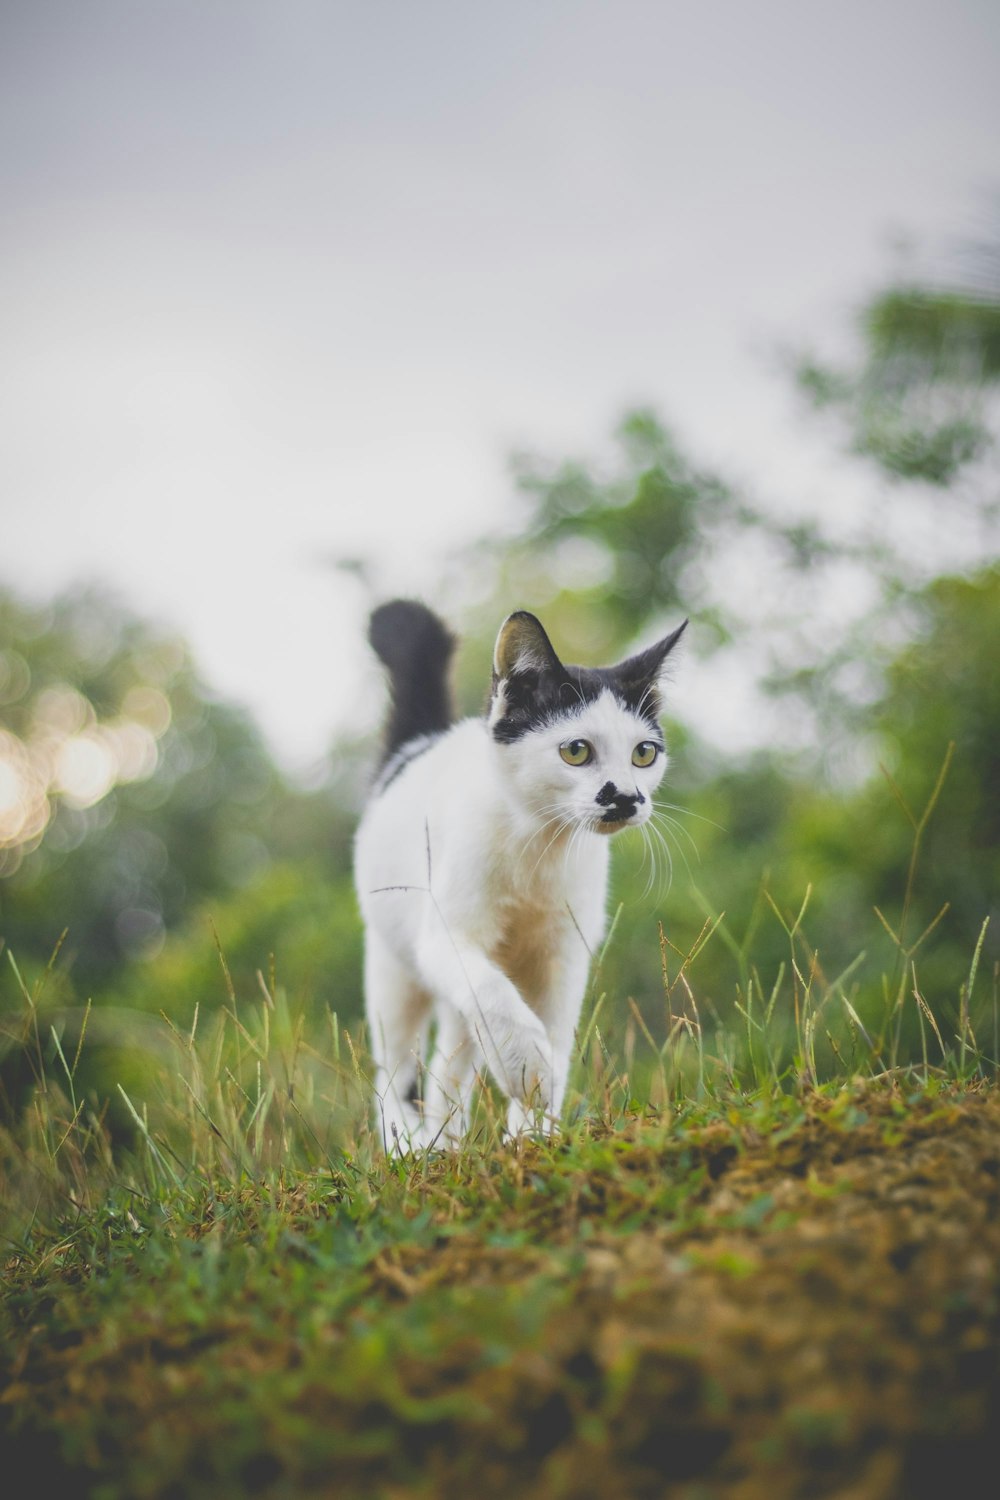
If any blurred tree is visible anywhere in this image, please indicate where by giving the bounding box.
[427,246,1000,1062]
[118,861,364,1025]
[829,566,999,1000]
[451,407,806,673]
[797,283,1000,487]
[445,246,1000,758]
[771,243,1000,1054]
[0,586,353,995]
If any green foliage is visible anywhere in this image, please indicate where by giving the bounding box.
[458,407,805,679]
[733,567,999,1049]
[865,288,1000,375]
[0,862,363,1138]
[603,567,999,1071]
[511,409,732,642]
[118,861,363,1029]
[797,282,1000,485]
[0,585,355,997]
[836,568,1000,993]
[440,382,998,1072]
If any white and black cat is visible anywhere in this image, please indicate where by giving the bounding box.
[354,600,686,1149]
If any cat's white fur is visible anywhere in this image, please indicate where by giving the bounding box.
[354,614,678,1149]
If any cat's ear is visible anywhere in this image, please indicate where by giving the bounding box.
[493,611,563,680]
[614,620,688,706]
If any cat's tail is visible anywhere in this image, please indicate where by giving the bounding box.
[368,600,456,766]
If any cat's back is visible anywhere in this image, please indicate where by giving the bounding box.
[363,714,493,811]
[354,716,498,906]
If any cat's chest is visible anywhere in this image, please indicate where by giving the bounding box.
[489,898,563,1003]
[482,844,607,1000]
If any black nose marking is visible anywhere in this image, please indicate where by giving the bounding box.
[596,782,646,819]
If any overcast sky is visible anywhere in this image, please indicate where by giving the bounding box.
[3,1,998,772]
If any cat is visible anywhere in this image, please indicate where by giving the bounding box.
[354,599,687,1149]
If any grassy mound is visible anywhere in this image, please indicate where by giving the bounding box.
[3,1080,998,1499]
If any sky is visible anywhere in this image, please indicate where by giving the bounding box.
[2,1,999,775]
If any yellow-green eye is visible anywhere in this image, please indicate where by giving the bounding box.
[632,741,660,768]
[559,739,593,766]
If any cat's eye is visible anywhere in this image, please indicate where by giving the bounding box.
[632,741,660,768]
[559,739,593,766]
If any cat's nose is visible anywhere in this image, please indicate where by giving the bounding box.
[595,782,645,817]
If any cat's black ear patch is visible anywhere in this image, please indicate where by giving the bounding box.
[492,612,563,680]
[612,620,688,721]
[490,611,572,742]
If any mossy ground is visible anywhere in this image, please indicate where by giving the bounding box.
[3,1080,998,1499]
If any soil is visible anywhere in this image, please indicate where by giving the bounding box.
[364,1083,1000,1499]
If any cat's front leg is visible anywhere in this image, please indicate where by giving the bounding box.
[416,928,556,1114]
[508,936,594,1138]
[503,1003,577,1139]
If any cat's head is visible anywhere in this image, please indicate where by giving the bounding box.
[488,611,687,835]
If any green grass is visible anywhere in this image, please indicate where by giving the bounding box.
[1,883,998,1498]
[1,755,997,1498]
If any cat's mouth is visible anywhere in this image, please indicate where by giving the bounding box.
[595,814,634,834]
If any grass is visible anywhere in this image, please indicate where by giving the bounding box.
[1,744,997,1498]
[1,877,998,1500]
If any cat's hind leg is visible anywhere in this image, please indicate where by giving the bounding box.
[364,931,432,1152]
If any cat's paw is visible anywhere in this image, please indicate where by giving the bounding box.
[506,1095,560,1139]
[374,1105,430,1155]
[484,1016,556,1110]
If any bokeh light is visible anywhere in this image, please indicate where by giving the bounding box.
[0,683,168,872]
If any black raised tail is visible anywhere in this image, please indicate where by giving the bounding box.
[368,600,456,768]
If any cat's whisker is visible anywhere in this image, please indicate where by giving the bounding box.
[647,810,695,887]
[521,811,574,882]
[657,798,727,833]
[515,807,566,853]
[570,819,591,866]
[651,812,697,862]
[514,800,575,852]
[649,806,684,849]
[632,818,654,900]
[644,818,675,900]
[563,678,588,712]
[634,681,661,727]
[650,800,703,857]
[647,820,666,897]
[639,835,658,904]
[508,799,563,840]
